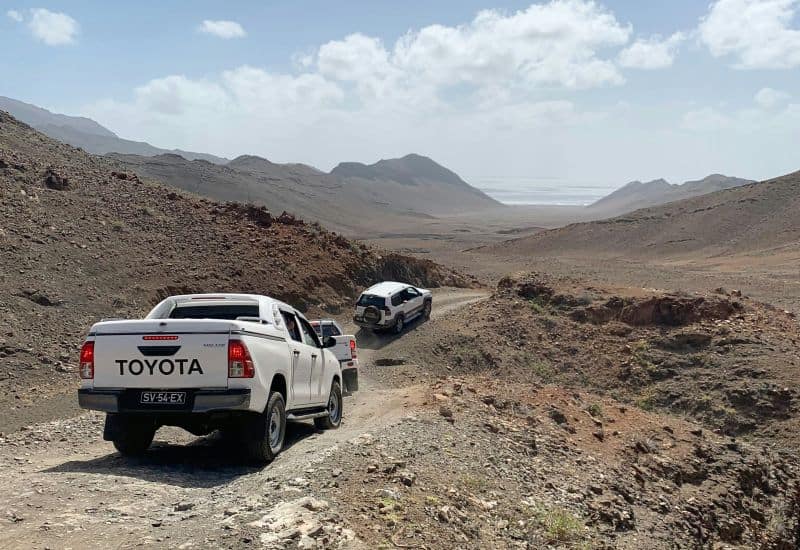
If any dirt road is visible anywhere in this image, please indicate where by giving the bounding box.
[0,288,489,550]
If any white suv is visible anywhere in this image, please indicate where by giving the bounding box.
[353,282,432,334]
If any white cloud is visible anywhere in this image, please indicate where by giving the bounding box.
[392,0,631,89]
[28,8,78,45]
[222,66,344,113]
[699,0,800,69]
[618,32,686,69]
[133,76,232,116]
[311,0,632,101]
[198,20,246,39]
[318,33,394,83]
[7,9,23,22]
[681,107,732,132]
[754,87,791,109]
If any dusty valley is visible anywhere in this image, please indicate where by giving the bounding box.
[2,110,800,549]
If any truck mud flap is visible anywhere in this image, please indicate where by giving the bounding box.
[342,369,359,394]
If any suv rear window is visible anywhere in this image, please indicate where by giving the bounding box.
[357,294,386,308]
[169,304,259,320]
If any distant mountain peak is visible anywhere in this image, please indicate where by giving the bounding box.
[0,96,117,138]
[0,95,228,164]
[330,153,500,214]
[331,153,470,188]
[230,154,272,164]
[591,174,754,214]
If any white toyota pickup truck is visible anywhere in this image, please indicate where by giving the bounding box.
[77,294,348,463]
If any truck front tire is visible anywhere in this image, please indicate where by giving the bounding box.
[246,391,286,464]
[314,381,342,430]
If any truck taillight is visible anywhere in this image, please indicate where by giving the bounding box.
[79,341,94,379]
[228,340,255,378]
[349,339,357,360]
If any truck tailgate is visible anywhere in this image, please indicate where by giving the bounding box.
[92,319,231,389]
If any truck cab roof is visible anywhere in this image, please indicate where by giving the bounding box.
[146,293,305,325]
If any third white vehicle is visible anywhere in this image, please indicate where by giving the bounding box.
[310,318,359,393]
[353,282,432,334]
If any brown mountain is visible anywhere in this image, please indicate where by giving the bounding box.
[332,154,501,215]
[485,171,799,259]
[0,110,470,429]
[106,152,433,235]
[590,174,754,216]
[0,96,228,164]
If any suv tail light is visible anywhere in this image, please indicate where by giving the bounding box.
[228,340,255,378]
[79,341,95,379]
[349,339,357,360]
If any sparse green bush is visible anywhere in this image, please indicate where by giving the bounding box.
[587,403,603,418]
[528,296,549,315]
[537,507,585,543]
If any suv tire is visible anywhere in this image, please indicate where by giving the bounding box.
[246,391,286,464]
[393,314,405,334]
[314,381,343,430]
[423,300,432,319]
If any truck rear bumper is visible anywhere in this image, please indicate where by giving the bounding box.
[78,388,251,413]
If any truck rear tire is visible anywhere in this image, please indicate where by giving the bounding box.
[112,426,155,456]
[246,391,286,464]
[314,381,342,430]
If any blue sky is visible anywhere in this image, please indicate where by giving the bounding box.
[2,0,799,190]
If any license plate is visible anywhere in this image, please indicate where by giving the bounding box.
[140,391,187,405]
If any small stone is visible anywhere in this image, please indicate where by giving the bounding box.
[378,488,401,500]
[397,470,416,487]
[439,406,454,421]
[297,535,316,549]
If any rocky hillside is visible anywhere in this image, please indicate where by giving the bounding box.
[333,154,501,215]
[590,174,753,216]
[486,170,799,259]
[384,274,800,446]
[0,110,473,430]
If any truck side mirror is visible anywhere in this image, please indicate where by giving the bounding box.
[323,336,337,348]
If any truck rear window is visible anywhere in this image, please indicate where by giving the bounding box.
[357,294,385,308]
[169,304,260,320]
[312,323,341,338]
